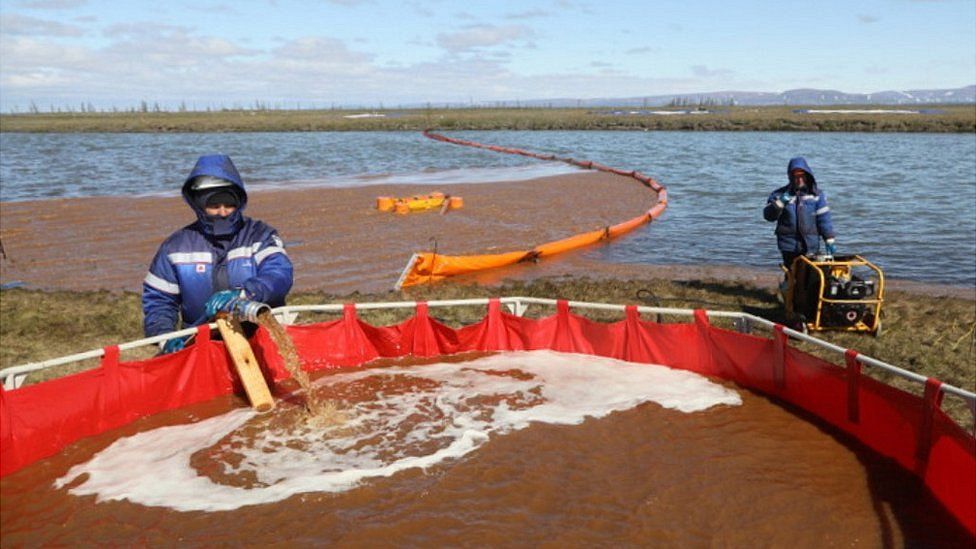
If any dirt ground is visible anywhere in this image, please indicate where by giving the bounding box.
[0,171,970,298]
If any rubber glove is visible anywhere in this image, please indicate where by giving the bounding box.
[161,336,187,354]
[204,289,243,319]
[825,238,837,256]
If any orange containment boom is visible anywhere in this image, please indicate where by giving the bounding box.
[394,130,668,289]
[377,192,464,215]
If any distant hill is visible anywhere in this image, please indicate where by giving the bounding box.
[449,85,976,108]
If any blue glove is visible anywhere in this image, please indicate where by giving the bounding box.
[161,336,187,354]
[825,239,837,256]
[778,191,794,206]
[204,290,242,319]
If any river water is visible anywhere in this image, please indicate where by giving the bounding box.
[1,131,973,286]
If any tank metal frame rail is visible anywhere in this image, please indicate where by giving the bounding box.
[2,297,973,430]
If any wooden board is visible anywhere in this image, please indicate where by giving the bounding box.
[216,317,275,413]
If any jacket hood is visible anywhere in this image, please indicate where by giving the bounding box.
[181,155,248,237]
[787,156,818,193]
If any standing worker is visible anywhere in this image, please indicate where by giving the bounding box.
[764,156,837,272]
[143,154,293,353]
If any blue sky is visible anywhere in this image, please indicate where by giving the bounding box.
[1,0,974,111]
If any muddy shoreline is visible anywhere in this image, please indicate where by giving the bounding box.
[1,172,972,299]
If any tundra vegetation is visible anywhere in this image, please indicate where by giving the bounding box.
[1,104,973,133]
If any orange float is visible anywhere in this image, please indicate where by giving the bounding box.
[376,196,395,211]
[376,192,463,214]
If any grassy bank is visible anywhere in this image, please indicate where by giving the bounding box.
[2,277,973,423]
[1,105,974,133]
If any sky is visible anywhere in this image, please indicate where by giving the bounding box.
[1,0,974,111]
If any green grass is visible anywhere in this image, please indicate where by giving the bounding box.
[1,105,973,133]
[2,277,973,424]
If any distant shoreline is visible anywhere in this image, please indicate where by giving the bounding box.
[1,104,974,133]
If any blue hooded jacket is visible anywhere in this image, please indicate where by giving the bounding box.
[763,157,835,255]
[142,155,293,337]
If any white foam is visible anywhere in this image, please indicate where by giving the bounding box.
[135,164,584,199]
[56,350,740,511]
[249,164,583,192]
[365,164,581,185]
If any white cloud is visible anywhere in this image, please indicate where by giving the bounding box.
[99,23,259,58]
[185,3,239,14]
[0,13,85,36]
[271,36,373,64]
[504,9,551,19]
[691,65,734,78]
[1,36,91,69]
[406,1,435,17]
[436,24,535,53]
[102,21,190,39]
[5,69,74,89]
[2,42,742,107]
[16,0,87,9]
[0,19,760,110]
[0,23,265,104]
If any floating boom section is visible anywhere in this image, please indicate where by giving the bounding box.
[1,303,973,535]
[395,131,669,289]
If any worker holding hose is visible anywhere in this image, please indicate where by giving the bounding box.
[764,156,837,275]
[142,154,293,353]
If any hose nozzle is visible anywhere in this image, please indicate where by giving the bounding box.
[228,299,272,323]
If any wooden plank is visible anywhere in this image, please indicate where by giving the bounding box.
[216,316,275,413]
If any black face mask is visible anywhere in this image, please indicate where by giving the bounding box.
[205,213,239,237]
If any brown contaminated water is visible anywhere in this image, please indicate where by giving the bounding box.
[0,172,656,295]
[255,310,346,427]
[0,357,971,547]
[2,171,970,298]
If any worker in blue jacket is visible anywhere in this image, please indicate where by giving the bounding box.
[763,156,837,270]
[143,154,293,353]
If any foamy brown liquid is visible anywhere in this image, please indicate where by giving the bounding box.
[1,353,971,546]
[256,311,347,427]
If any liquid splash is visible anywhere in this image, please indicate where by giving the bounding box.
[256,311,348,427]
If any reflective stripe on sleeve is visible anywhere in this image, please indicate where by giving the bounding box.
[144,272,181,294]
[167,252,212,264]
[254,246,287,265]
[227,248,248,261]
[228,243,262,261]
[816,206,831,215]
